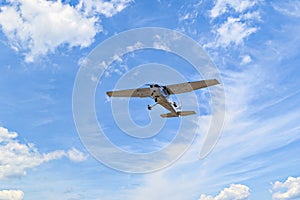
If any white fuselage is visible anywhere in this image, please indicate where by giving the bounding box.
[149,85,177,113]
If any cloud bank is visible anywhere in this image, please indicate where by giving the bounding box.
[0,126,86,179]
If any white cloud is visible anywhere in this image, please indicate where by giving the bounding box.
[0,127,17,142]
[214,17,257,48]
[210,0,257,18]
[101,42,144,77]
[77,0,133,17]
[0,126,86,179]
[0,190,24,200]
[240,55,252,65]
[272,176,300,200]
[242,11,261,21]
[67,147,88,162]
[207,0,260,48]
[126,41,144,52]
[0,0,132,62]
[153,35,171,51]
[199,184,250,200]
[153,42,171,51]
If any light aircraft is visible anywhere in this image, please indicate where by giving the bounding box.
[106,79,220,118]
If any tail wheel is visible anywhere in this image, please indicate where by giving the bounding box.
[147,105,152,110]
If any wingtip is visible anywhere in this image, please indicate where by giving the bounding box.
[205,79,220,86]
[106,91,112,97]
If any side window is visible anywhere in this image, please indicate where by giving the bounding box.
[161,88,168,96]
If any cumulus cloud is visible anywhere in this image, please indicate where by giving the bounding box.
[0,190,24,200]
[0,126,86,179]
[0,128,17,142]
[214,17,257,47]
[0,0,132,62]
[272,176,300,200]
[199,184,250,200]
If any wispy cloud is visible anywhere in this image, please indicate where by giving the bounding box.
[102,2,300,199]
[124,53,300,200]
[77,0,133,18]
[272,0,300,18]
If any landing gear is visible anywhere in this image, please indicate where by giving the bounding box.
[173,102,177,107]
[147,103,158,110]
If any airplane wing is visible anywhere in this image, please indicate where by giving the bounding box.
[165,79,220,94]
[106,88,151,98]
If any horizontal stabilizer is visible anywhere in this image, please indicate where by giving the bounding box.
[177,111,196,116]
[160,111,196,118]
[160,113,178,118]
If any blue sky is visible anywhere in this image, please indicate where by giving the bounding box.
[0,0,300,199]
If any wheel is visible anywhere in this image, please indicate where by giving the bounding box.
[173,102,177,107]
[147,105,152,110]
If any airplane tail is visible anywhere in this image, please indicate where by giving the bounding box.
[160,111,196,118]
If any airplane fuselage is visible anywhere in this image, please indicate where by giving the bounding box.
[149,84,177,113]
